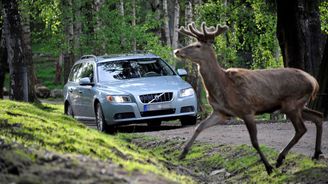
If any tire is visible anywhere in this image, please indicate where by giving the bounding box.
[65,103,74,118]
[181,116,197,126]
[95,103,112,133]
[147,120,162,127]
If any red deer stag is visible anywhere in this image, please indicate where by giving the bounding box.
[174,22,323,174]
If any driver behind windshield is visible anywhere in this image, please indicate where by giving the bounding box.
[117,62,139,79]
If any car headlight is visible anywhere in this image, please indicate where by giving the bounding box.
[179,88,194,97]
[106,95,131,103]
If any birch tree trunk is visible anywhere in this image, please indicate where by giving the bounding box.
[20,3,37,102]
[118,0,126,48]
[171,0,180,49]
[2,0,35,102]
[163,0,171,47]
[132,0,137,51]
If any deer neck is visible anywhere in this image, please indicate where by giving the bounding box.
[198,53,227,103]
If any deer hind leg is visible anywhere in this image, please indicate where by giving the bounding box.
[179,113,227,160]
[276,109,307,168]
[243,114,273,175]
[302,107,323,159]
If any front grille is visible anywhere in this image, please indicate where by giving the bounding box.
[140,109,176,117]
[139,92,173,103]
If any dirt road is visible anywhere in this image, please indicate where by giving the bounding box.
[134,121,328,157]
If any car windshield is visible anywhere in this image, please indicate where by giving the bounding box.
[97,58,176,82]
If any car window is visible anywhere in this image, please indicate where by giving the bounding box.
[97,58,176,82]
[68,63,83,82]
[80,63,94,82]
[68,62,94,82]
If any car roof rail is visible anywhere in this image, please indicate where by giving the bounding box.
[80,55,98,61]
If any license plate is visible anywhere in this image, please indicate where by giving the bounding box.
[143,103,172,112]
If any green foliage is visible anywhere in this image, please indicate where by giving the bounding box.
[320,1,328,34]
[0,99,194,183]
[195,0,283,69]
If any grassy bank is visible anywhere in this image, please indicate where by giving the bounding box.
[0,99,193,183]
[1,99,327,183]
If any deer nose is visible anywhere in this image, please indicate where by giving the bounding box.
[173,49,180,56]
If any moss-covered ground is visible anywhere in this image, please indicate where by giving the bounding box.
[0,99,193,183]
[1,99,327,183]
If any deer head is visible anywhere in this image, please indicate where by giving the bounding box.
[174,22,228,65]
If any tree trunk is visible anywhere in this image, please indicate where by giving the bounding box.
[311,37,328,119]
[132,0,137,51]
[0,7,6,99]
[184,0,205,118]
[62,0,75,83]
[171,0,180,49]
[20,3,37,102]
[2,0,34,102]
[163,0,171,47]
[118,0,126,48]
[276,0,323,77]
[151,0,161,38]
[93,0,105,54]
[74,0,82,57]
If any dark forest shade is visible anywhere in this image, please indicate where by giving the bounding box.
[276,0,324,77]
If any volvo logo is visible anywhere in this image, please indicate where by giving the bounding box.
[148,92,165,104]
[154,95,160,101]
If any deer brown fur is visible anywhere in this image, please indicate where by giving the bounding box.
[174,22,324,175]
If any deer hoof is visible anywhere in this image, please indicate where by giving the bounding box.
[276,155,285,168]
[178,150,188,160]
[312,151,323,160]
[265,164,274,175]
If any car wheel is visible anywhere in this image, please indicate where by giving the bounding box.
[147,120,162,127]
[66,103,74,118]
[95,103,111,132]
[181,116,197,126]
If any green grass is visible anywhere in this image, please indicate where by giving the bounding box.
[0,99,194,183]
[120,134,328,184]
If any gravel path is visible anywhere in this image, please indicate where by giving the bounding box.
[140,121,328,157]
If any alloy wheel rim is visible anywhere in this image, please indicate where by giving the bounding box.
[97,106,103,131]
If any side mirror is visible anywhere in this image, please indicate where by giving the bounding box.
[79,77,93,86]
[177,68,187,77]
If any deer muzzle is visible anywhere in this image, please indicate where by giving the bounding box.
[174,49,184,58]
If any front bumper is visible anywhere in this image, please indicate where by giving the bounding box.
[101,95,197,125]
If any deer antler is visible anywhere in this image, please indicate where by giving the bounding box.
[178,22,229,43]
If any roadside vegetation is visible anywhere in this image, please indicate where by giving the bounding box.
[1,99,327,183]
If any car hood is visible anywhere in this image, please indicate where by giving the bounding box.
[97,76,191,95]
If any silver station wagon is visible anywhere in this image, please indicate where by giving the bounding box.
[63,53,197,132]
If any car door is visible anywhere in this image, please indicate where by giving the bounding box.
[66,63,83,117]
[75,62,95,119]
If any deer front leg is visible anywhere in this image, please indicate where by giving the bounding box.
[243,114,273,175]
[276,109,307,168]
[179,113,227,160]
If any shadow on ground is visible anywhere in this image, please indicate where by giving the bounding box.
[81,120,189,134]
